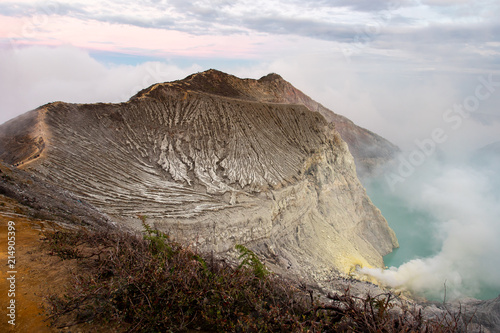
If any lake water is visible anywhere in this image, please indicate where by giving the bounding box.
[365,178,499,300]
[365,179,440,267]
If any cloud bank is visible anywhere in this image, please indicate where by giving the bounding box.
[0,46,202,124]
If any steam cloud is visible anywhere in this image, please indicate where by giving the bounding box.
[362,153,500,300]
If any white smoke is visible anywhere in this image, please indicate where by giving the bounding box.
[362,159,500,300]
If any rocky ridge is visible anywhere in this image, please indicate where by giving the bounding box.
[0,70,398,283]
[132,69,399,176]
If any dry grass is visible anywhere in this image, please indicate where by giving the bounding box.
[44,223,473,332]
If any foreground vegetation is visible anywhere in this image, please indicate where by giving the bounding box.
[44,222,470,332]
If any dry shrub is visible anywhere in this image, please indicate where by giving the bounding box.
[45,225,470,332]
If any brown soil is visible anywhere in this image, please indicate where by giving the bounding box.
[0,196,78,332]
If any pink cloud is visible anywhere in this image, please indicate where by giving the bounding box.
[0,14,282,59]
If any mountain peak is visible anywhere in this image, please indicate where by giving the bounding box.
[195,69,283,83]
[136,70,290,101]
[258,73,284,82]
[99,70,399,175]
[187,69,235,82]
[200,68,229,76]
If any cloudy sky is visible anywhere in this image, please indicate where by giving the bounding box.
[1,0,500,153]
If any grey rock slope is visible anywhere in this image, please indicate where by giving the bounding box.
[0,160,112,229]
[0,70,398,281]
[131,70,400,176]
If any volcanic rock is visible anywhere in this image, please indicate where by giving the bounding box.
[0,70,398,282]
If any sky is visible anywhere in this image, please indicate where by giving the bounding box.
[1,0,500,300]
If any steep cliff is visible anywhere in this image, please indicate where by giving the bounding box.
[0,70,398,281]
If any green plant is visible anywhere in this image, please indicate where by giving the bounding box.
[141,219,172,258]
[235,244,269,279]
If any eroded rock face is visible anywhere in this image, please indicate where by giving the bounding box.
[131,69,400,176]
[0,70,398,281]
